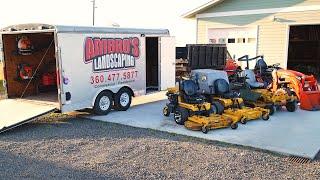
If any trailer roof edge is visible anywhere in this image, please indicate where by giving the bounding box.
[0,24,170,35]
[55,25,170,35]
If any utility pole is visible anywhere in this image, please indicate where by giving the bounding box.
[91,0,97,26]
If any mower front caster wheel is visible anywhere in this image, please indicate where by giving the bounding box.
[201,126,209,134]
[231,123,238,129]
[262,113,270,121]
[240,117,247,124]
[163,106,170,117]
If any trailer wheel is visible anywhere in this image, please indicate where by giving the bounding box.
[174,107,188,125]
[94,91,113,115]
[114,88,132,111]
[286,101,297,112]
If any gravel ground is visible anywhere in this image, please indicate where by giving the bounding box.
[0,113,319,180]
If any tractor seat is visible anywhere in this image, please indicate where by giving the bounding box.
[180,80,205,104]
[244,69,264,88]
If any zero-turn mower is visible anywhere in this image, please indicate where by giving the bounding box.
[234,55,298,113]
[163,80,238,134]
[190,69,270,124]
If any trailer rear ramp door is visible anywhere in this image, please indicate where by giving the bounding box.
[0,99,57,133]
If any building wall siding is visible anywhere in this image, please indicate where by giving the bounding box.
[202,0,319,14]
[197,9,320,67]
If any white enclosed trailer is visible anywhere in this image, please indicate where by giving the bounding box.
[0,24,175,133]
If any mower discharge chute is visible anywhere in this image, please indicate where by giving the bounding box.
[190,69,270,124]
[163,80,238,134]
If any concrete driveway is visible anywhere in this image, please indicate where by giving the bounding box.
[86,92,320,159]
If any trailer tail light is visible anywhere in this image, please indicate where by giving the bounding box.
[66,92,71,101]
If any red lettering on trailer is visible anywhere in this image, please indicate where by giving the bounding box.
[84,36,140,72]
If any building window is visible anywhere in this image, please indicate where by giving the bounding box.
[248,38,256,43]
[228,38,236,43]
[218,38,226,44]
[237,38,246,43]
[209,39,217,44]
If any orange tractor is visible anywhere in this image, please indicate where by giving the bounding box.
[226,55,320,111]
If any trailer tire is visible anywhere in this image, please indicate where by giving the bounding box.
[114,88,132,111]
[94,91,113,115]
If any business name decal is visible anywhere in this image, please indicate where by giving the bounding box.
[84,37,140,72]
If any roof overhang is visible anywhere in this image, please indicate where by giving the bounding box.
[182,0,225,18]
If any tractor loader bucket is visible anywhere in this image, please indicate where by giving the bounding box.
[300,91,320,111]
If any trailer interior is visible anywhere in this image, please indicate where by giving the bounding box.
[1,32,59,105]
[288,25,320,78]
[146,37,159,91]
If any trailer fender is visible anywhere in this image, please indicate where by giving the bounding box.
[91,85,134,107]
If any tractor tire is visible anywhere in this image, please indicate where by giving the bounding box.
[286,101,297,112]
[211,101,225,115]
[174,107,189,125]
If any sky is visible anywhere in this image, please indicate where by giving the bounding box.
[0,0,209,46]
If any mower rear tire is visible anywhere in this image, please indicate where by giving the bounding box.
[211,101,224,115]
[174,107,189,125]
[265,105,275,115]
[286,101,297,112]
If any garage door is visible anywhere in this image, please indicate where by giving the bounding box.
[208,27,258,69]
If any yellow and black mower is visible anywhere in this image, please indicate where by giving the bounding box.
[163,80,238,134]
[190,69,270,124]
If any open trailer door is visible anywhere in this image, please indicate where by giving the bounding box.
[160,36,175,90]
[0,99,56,133]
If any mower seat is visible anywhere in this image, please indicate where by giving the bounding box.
[180,80,205,104]
[214,79,239,98]
[244,69,264,88]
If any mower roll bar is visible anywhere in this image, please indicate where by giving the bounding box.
[237,55,264,69]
